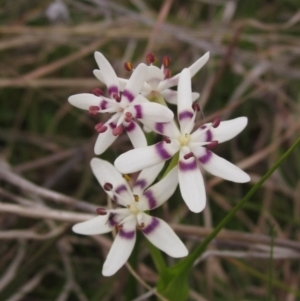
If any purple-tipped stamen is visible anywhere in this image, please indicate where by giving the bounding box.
[104,182,113,191]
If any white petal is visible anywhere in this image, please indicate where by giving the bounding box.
[200,151,250,183]
[115,141,179,174]
[93,70,127,91]
[151,120,180,138]
[68,93,100,110]
[94,124,118,155]
[161,89,178,105]
[138,213,188,258]
[121,63,147,104]
[209,117,248,143]
[102,216,137,276]
[146,65,164,89]
[94,52,119,96]
[177,69,194,133]
[178,147,206,213]
[124,120,147,149]
[192,92,200,101]
[139,166,178,210]
[188,52,210,77]
[132,162,165,195]
[90,158,132,206]
[72,215,111,235]
[128,102,174,123]
[157,52,210,92]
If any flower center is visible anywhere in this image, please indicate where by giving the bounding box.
[127,201,140,215]
[178,133,191,146]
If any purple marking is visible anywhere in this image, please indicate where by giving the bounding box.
[199,149,212,164]
[179,160,197,171]
[100,100,107,110]
[108,213,118,227]
[123,89,135,102]
[179,110,193,121]
[109,122,116,129]
[143,190,157,209]
[119,229,135,239]
[115,184,128,194]
[134,179,147,190]
[125,121,135,132]
[108,86,118,97]
[206,129,212,142]
[142,218,159,235]
[155,142,172,160]
[134,105,143,119]
[155,123,165,134]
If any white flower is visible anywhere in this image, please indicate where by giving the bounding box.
[68,52,174,155]
[115,69,250,213]
[93,52,210,105]
[72,158,188,276]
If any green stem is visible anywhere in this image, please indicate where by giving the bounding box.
[170,137,300,273]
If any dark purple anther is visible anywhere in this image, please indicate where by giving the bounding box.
[96,208,107,215]
[183,152,194,160]
[207,140,218,150]
[92,88,103,96]
[95,123,107,133]
[104,182,113,191]
[112,125,124,136]
[89,106,100,115]
[212,117,221,128]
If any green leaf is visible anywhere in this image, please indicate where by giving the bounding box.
[157,137,300,300]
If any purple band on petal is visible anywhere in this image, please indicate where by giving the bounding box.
[134,105,142,119]
[142,218,159,235]
[100,100,107,110]
[206,129,212,142]
[119,229,135,239]
[108,86,118,96]
[108,213,118,227]
[123,90,135,102]
[179,160,197,171]
[155,123,165,134]
[179,110,193,121]
[155,142,172,160]
[199,149,212,164]
[143,190,157,209]
[134,179,147,190]
[125,121,135,132]
[115,184,128,194]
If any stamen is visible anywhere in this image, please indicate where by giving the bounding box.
[163,136,171,144]
[112,125,124,136]
[163,68,171,79]
[192,103,200,112]
[162,55,171,68]
[124,112,133,123]
[113,93,121,102]
[134,195,139,202]
[104,182,113,191]
[207,140,218,149]
[136,222,145,230]
[95,123,107,133]
[89,106,100,115]
[96,208,107,215]
[92,88,103,96]
[123,174,131,181]
[115,224,123,232]
[146,53,155,64]
[124,61,133,72]
[212,117,221,128]
[183,152,194,160]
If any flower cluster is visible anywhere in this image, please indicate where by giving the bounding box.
[69,51,250,276]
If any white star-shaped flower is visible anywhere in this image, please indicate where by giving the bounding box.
[72,158,187,276]
[93,52,210,105]
[68,52,174,155]
[115,68,250,213]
